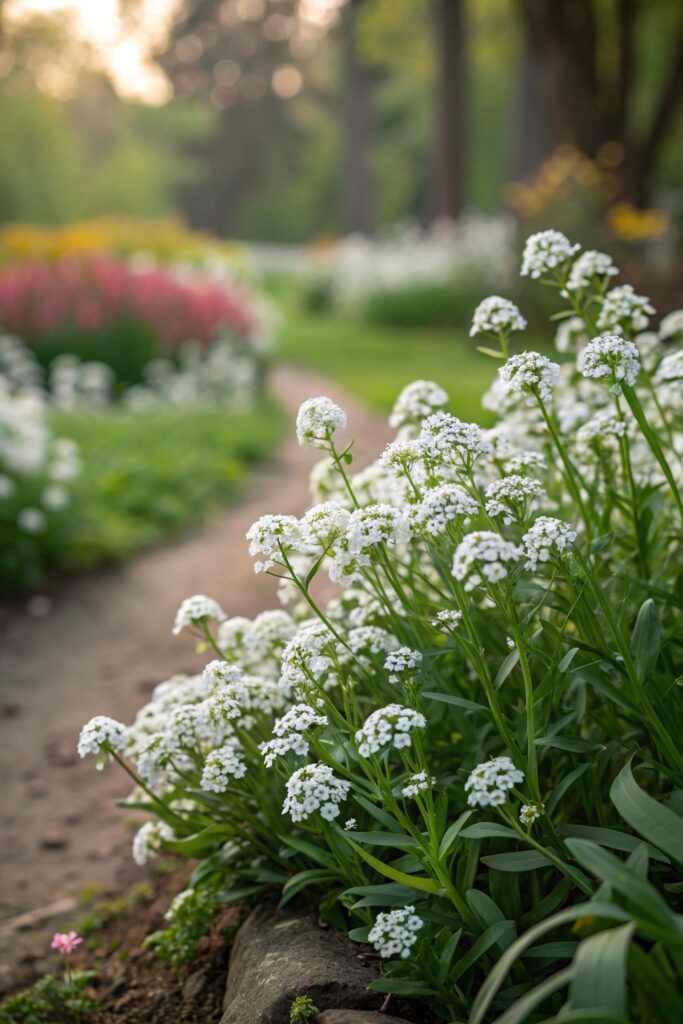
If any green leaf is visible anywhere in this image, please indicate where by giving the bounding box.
[368,977,437,996]
[353,794,404,833]
[439,811,473,857]
[568,923,634,1018]
[280,869,336,905]
[451,921,516,982]
[536,735,604,753]
[493,966,574,1024]
[460,823,518,841]
[280,835,335,869]
[629,599,661,683]
[494,649,520,688]
[422,691,490,715]
[164,824,233,857]
[345,838,440,894]
[558,823,670,863]
[524,940,578,959]
[345,831,418,851]
[547,763,591,815]
[481,850,552,872]
[610,759,683,869]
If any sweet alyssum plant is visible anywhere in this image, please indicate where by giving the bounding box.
[80,231,683,1023]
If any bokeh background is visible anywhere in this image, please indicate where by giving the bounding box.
[1,0,683,598]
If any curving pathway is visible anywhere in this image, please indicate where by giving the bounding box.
[0,366,391,984]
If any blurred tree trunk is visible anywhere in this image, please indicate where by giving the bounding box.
[515,0,683,205]
[508,32,551,181]
[341,0,374,234]
[430,0,468,219]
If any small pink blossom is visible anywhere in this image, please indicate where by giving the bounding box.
[51,931,83,955]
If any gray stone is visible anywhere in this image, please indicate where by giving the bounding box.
[318,1012,412,1024]
[221,905,381,1024]
[183,969,208,1002]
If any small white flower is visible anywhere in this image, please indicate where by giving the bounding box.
[402,771,435,798]
[519,803,543,826]
[484,475,545,525]
[411,484,479,536]
[470,296,527,338]
[203,659,242,691]
[282,763,350,823]
[346,504,411,554]
[465,755,524,807]
[78,715,127,768]
[522,517,577,571]
[246,514,302,573]
[344,818,357,830]
[520,230,579,279]
[564,250,618,292]
[369,906,424,959]
[653,349,683,383]
[498,352,560,405]
[452,531,522,592]
[419,412,490,468]
[132,820,175,866]
[554,316,588,354]
[431,609,462,630]
[579,334,640,394]
[173,595,226,635]
[658,309,683,342]
[296,396,347,448]
[389,380,449,430]
[355,704,426,758]
[17,507,46,534]
[201,744,247,792]
[384,647,422,684]
[597,285,654,335]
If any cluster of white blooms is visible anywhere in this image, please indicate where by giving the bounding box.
[282,763,350,822]
[379,438,427,475]
[498,352,560,404]
[260,704,328,766]
[554,316,588,354]
[523,517,577,571]
[520,230,579,279]
[519,803,543,826]
[431,609,463,630]
[411,484,479,536]
[484,475,545,524]
[346,504,411,554]
[300,502,351,551]
[217,610,297,675]
[452,531,522,591]
[465,756,525,807]
[172,595,226,635]
[200,743,247,792]
[653,349,683,383]
[402,771,435,798]
[347,626,398,658]
[132,820,175,866]
[203,659,242,690]
[281,622,336,688]
[77,716,127,766]
[384,647,423,684]
[597,285,655,334]
[369,906,424,960]
[246,514,302,573]
[658,309,683,341]
[420,412,490,468]
[344,818,357,830]
[575,410,626,451]
[579,334,640,394]
[503,451,547,475]
[202,688,242,729]
[296,396,347,448]
[565,250,618,292]
[355,704,426,757]
[388,380,449,431]
[470,296,527,338]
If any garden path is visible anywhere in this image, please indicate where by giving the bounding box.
[0,366,391,985]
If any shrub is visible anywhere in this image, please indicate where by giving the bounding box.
[81,231,683,1023]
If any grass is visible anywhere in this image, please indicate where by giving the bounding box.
[50,398,284,572]
[273,282,498,422]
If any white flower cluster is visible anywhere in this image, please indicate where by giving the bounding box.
[565,250,618,292]
[296,396,347,448]
[412,484,479,536]
[173,595,226,635]
[132,820,175,866]
[452,531,522,591]
[658,309,683,341]
[384,646,422,684]
[498,352,560,404]
[653,350,683,384]
[369,906,424,960]
[355,704,426,757]
[431,609,462,630]
[579,334,640,394]
[520,230,579,279]
[523,517,577,570]
[470,296,527,338]
[200,744,247,792]
[77,716,127,766]
[519,803,543,826]
[389,380,449,430]
[420,412,490,468]
[402,771,435,798]
[597,285,655,334]
[203,659,242,690]
[484,475,545,524]
[282,763,350,822]
[246,514,302,573]
[346,504,411,554]
[465,756,524,807]
[259,703,328,766]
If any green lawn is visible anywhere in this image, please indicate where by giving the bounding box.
[50,399,284,572]
[275,288,498,423]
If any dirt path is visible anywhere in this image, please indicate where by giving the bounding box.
[0,366,391,984]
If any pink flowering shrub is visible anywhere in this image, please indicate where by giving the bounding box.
[0,256,260,383]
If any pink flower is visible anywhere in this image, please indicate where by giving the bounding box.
[51,931,83,955]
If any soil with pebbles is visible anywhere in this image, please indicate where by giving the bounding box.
[0,366,391,993]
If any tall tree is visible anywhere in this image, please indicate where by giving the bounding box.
[340,0,374,232]
[431,0,468,219]
[516,0,683,205]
